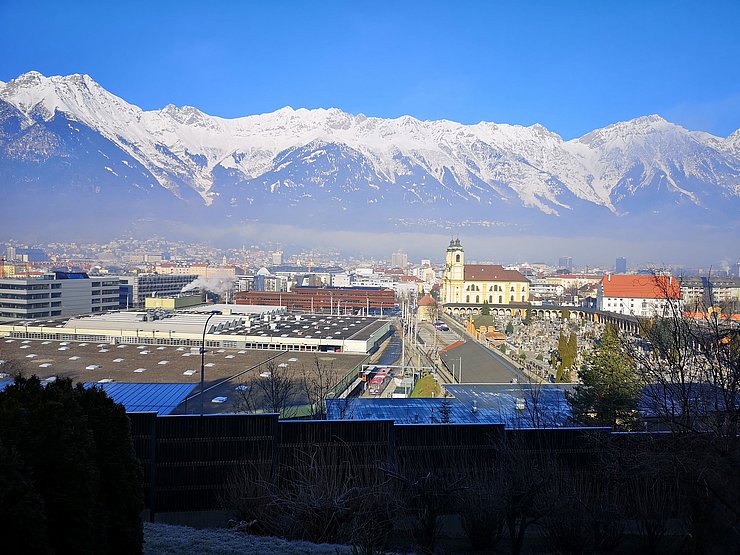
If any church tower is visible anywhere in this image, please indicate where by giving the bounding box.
[442,239,465,304]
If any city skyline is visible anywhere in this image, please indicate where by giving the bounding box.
[2,235,736,275]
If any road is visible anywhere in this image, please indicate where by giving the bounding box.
[439,313,533,384]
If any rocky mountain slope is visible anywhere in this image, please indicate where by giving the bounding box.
[1,71,738,235]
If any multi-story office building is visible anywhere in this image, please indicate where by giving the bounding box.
[391,251,408,269]
[7,247,49,263]
[154,263,236,278]
[236,286,396,314]
[352,273,394,289]
[116,274,200,308]
[681,276,740,311]
[529,279,564,300]
[616,257,627,274]
[0,271,119,322]
[330,272,353,288]
[253,272,289,292]
[558,256,573,272]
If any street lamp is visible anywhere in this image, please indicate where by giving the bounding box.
[200,310,222,417]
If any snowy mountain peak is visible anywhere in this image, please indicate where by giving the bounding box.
[528,123,563,141]
[11,70,46,84]
[635,114,668,124]
[1,71,738,221]
[576,114,681,148]
[161,104,211,127]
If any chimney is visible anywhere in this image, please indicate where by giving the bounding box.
[608,273,611,282]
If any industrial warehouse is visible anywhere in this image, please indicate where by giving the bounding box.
[0,303,392,355]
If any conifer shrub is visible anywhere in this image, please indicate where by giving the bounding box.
[0,375,143,554]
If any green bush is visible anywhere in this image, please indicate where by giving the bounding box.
[0,375,143,554]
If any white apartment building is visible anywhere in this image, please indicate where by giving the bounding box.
[597,274,683,317]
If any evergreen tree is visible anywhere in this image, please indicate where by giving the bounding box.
[481,300,491,316]
[77,385,144,555]
[439,398,453,423]
[0,376,101,553]
[523,309,532,325]
[557,330,567,363]
[0,376,144,554]
[568,324,641,430]
[561,332,577,371]
[0,441,50,554]
[506,321,514,335]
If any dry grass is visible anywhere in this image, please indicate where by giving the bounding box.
[409,374,441,398]
[143,522,356,555]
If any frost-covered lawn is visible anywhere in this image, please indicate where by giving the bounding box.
[143,522,354,555]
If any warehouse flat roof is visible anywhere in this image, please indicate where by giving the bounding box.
[64,312,246,334]
[222,314,387,341]
[7,311,389,344]
[0,338,367,414]
[183,304,286,316]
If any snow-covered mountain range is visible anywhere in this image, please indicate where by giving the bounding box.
[1,71,738,235]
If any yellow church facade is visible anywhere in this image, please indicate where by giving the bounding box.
[441,239,530,316]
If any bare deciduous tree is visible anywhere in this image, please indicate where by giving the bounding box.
[617,273,740,553]
[301,355,342,420]
[235,358,299,418]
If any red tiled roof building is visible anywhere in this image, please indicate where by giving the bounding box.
[597,274,683,317]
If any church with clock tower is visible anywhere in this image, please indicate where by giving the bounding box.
[441,239,530,316]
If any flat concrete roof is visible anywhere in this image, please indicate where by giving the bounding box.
[0,338,365,414]
[224,314,386,341]
[7,311,390,344]
[183,304,285,316]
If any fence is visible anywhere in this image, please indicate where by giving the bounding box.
[127,412,618,520]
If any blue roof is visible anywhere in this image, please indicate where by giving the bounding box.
[327,384,574,428]
[83,382,196,415]
[446,384,573,427]
[0,380,12,393]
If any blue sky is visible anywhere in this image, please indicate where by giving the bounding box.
[2,0,739,139]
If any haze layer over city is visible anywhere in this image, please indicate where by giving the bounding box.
[1,2,740,555]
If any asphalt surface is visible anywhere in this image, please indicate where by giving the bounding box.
[438,315,528,384]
